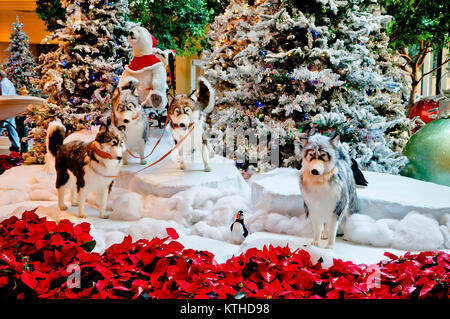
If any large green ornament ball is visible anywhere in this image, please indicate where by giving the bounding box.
[401,118,450,187]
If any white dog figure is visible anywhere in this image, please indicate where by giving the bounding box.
[119,26,173,109]
[167,77,215,172]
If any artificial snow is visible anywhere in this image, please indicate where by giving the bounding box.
[250,167,450,221]
[111,192,144,221]
[0,126,449,266]
[391,212,444,251]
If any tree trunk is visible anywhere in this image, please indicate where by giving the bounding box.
[407,65,419,116]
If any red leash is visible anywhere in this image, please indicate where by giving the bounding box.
[126,114,170,160]
[100,121,195,178]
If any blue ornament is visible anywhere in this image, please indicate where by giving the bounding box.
[260,50,267,56]
[256,101,263,107]
[304,114,309,120]
[61,60,67,67]
[311,30,320,38]
[366,88,374,95]
[85,114,91,121]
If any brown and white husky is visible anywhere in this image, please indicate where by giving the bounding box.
[46,121,125,218]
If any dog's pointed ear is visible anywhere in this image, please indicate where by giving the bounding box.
[99,123,108,133]
[197,77,215,113]
[112,87,120,105]
[299,133,309,148]
[330,132,340,148]
[188,89,197,98]
[167,92,175,106]
[127,78,139,97]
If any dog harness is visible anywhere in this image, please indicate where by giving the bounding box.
[132,112,141,121]
[90,144,114,160]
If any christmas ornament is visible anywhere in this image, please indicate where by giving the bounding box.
[409,98,440,133]
[401,109,450,187]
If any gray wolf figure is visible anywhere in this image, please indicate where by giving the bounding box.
[299,133,360,248]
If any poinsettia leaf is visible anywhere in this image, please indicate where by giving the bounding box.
[166,228,179,240]
[81,240,96,252]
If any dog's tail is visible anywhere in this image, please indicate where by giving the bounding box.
[46,121,66,158]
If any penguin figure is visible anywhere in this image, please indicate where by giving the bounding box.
[230,211,248,244]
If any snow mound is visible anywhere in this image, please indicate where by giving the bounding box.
[345,212,446,250]
[125,217,187,241]
[111,192,144,221]
[392,212,444,251]
[343,214,397,247]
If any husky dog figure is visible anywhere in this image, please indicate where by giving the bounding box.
[111,77,149,165]
[299,133,360,248]
[46,121,125,219]
[167,76,215,172]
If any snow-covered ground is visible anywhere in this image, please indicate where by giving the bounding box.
[0,126,449,266]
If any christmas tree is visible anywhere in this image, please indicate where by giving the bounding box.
[24,0,136,164]
[3,17,39,95]
[201,0,413,174]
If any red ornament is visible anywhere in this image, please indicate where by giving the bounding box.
[409,99,440,133]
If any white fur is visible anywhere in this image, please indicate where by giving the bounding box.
[170,110,213,172]
[119,26,170,108]
[196,76,216,114]
[300,175,342,249]
[113,109,148,165]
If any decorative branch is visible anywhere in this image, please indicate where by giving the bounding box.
[417,57,450,82]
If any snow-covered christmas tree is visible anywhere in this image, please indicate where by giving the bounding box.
[201,0,413,174]
[23,0,135,164]
[3,17,39,95]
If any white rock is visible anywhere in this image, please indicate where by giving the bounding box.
[114,129,250,198]
[250,168,450,222]
[251,168,303,216]
[111,192,143,221]
[392,212,444,251]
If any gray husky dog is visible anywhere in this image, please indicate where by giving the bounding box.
[111,77,149,165]
[299,133,359,249]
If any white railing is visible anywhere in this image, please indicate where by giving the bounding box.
[419,48,449,97]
